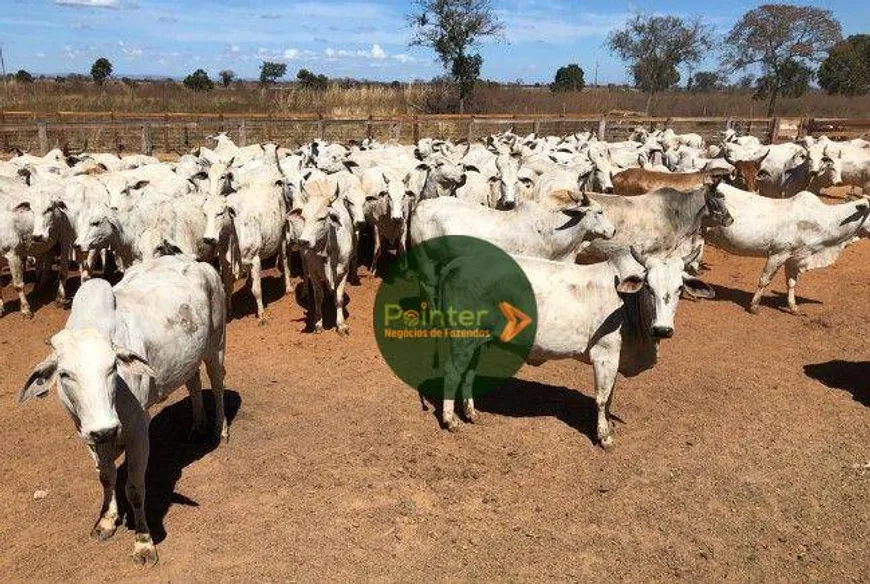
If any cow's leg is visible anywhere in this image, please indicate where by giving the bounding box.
[250,255,266,324]
[205,347,228,441]
[280,244,293,294]
[461,346,482,423]
[334,274,350,336]
[77,249,93,281]
[125,431,157,566]
[748,256,785,314]
[310,281,324,333]
[370,228,382,277]
[442,341,473,432]
[91,450,120,540]
[185,370,208,438]
[35,255,51,291]
[56,243,70,306]
[219,250,235,315]
[7,252,31,318]
[591,347,619,449]
[785,262,803,315]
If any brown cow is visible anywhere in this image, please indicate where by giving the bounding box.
[612,167,731,196]
[724,149,769,193]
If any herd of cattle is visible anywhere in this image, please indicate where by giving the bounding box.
[3,126,870,565]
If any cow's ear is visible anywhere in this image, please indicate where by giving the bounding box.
[116,349,156,378]
[415,163,430,172]
[343,160,359,170]
[19,357,58,404]
[191,170,208,181]
[463,164,479,173]
[616,275,644,294]
[13,201,31,213]
[328,208,341,224]
[683,276,715,299]
[131,180,150,190]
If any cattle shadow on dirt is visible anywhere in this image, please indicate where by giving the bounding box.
[229,274,288,321]
[804,361,870,407]
[709,282,822,313]
[292,281,352,332]
[116,389,241,544]
[419,377,602,444]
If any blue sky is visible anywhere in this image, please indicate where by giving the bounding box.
[1,0,868,83]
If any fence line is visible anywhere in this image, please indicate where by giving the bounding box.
[1,112,867,155]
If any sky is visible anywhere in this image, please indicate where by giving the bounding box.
[1,0,868,84]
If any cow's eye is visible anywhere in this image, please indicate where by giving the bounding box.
[365,195,377,202]
[379,190,389,197]
[90,220,101,227]
[59,371,71,381]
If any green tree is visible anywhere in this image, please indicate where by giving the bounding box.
[818,34,870,95]
[218,69,235,88]
[722,4,842,115]
[754,58,813,102]
[183,69,214,91]
[259,61,287,84]
[690,71,720,92]
[550,64,585,92]
[90,57,113,86]
[14,69,34,83]
[296,69,329,91]
[608,15,711,113]
[408,0,504,113]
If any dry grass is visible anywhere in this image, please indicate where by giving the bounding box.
[3,79,870,118]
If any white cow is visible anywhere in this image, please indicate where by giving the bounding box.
[706,184,870,313]
[19,255,228,566]
[294,178,354,334]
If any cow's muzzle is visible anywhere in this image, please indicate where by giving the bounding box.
[650,325,674,339]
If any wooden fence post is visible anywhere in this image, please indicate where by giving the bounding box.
[467,117,475,144]
[163,114,170,152]
[412,115,419,144]
[366,115,373,140]
[318,115,326,141]
[533,119,541,136]
[37,122,48,155]
[391,121,402,143]
[141,124,153,155]
[239,119,247,147]
[769,118,780,144]
[110,112,119,154]
[597,118,607,141]
[183,124,190,150]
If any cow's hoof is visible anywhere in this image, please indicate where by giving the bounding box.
[91,517,118,541]
[465,409,480,423]
[599,434,615,451]
[336,324,350,336]
[444,415,461,433]
[786,307,802,316]
[257,317,268,327]
[313,324,324,334]
[132,535,158,567]
[746,305,760,315]
[21,309,33,319]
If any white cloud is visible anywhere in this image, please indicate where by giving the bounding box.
[369,44,387,60]
[392,54,415,64]
[283,48,300,60]
[230,45,240,53]
[54,0,120,7]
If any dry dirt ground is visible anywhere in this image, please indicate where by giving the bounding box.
[1,237,869,581]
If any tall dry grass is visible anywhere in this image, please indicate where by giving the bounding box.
[3,79,870,118]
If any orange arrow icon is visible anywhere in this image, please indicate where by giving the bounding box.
[498,301,533,343]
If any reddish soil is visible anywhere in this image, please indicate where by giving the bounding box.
[1,235,869,581]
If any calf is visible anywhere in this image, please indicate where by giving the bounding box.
[19,255,228,566]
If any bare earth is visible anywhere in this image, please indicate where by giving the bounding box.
[1,238,868,581]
